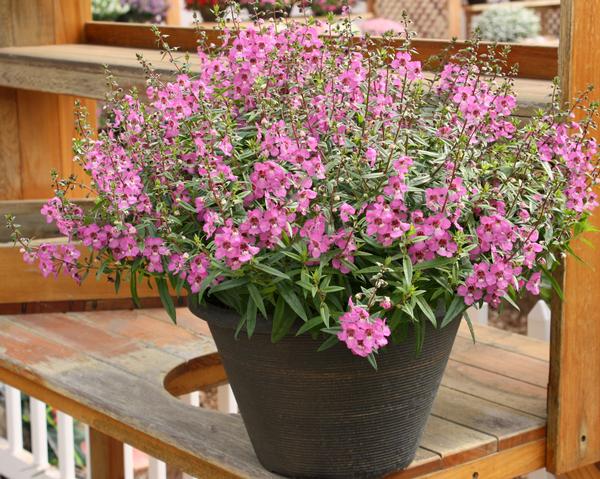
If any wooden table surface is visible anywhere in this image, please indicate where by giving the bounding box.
[0,307,549,478]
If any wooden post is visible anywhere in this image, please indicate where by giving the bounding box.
[547,0,600,475]
[165,0,181,25]
[558,463,600,479]
[447,0,463,38]
[89,428,125,479]
[0,0,93,200]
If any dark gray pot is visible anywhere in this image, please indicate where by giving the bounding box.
[190,304,461,479]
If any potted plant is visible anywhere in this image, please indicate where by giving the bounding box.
[240,0,293,19]
[472,4,541,42]
[8,19,599,479]
[185,0,231,22]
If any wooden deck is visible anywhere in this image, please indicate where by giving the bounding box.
[0,308,549,478]
[0,43,554,115]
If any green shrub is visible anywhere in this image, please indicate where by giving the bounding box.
[472,5,541,42]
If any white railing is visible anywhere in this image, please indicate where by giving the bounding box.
[0,384,237,479]
[1,303,549,479]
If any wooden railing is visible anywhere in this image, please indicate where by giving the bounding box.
[0,385,237,479]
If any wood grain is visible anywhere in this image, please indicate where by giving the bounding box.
[547,0,600,474]
[89,427,125,479]
[83,22,558,80]
[0,87,21,199]
[0,309,550,478]
[558,463,600,479]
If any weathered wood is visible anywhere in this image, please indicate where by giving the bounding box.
[83,22,558,80]
[558,463,600,479]
[89,428,125,479]
[0,0,93,201]
[408,439,546,479]
[458,320,550,361]
[547,0,600,474]
[0,309,550,478]
[0,87,21,199]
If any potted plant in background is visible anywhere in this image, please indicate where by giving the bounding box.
[472,4,541,42]
[185,0,232,22]
[8,16,599,479]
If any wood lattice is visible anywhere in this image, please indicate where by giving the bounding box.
[374,0,450,38]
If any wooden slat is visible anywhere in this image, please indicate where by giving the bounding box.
[412,439,546,479]
[83,21,558,80]
[558,464,600,479]
[458,321,550,362]
[0,87,21,199]
[90,428,125,479]
[547,0,600,474]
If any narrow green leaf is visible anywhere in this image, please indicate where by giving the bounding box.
[403,256,413,285]
[245,296,257,338]
[416,296,436,326]
[277,283,308,321]
[156,277,176,323]
[272,296,296,342]
[441,295,466,328]
[248,283,267,318]
[320,302,330,328]
[296,316,324,335]
[209,277,248,294]
[130,272,141,309]
[367,353,378,370]
[254,263,291,280]
[317,334,339,352]
[463,311,476,343]
[413,256,455,271]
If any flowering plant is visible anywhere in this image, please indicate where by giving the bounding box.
[9,19,599,366]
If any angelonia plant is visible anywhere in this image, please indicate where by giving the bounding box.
[8,17,599,366]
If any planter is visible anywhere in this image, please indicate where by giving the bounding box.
[190,303,461,479]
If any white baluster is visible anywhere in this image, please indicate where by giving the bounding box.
[30,397,49,467]
[527,300,551,341]
[57,411,75,479]
[5,385,23,453]
[149,457,167,479]
[182,392,200,479]
[84,425,91,479]
[217,385,238,414]
[467,303,489,326]
[123,444,135,479]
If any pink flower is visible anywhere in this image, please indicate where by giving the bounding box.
[337,300,391,357]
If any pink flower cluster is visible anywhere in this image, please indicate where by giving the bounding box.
[337,301,391,357]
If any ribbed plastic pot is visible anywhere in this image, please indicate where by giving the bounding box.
[189,304,461,479]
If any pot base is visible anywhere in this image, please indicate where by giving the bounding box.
[192,304,460,479]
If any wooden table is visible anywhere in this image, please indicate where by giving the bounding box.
[0,308,549,478]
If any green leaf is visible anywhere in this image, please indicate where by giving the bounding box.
[414,321,426,356]
[416,296,436,326]
[254,263,291,280]
[245,295,257,338]
[272,296,296,342]
[114,271,121,294]
[317,334,339,352]
[413,256,456,271]
[248,283,267,318]
[541,265,563,300]
[130,272,141,309]
[277,283,308,321]
[441,295,466,328]
[367,353,378,370]
[296,316,325,335]
[209,277,248,294]
[320,302,330,328]
[403,256,413,285]
[463,311,476,343]
[156,277,176,323]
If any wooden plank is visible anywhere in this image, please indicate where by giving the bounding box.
[558,463,600,479]
[458,321,550,362]
[420,416,497,467]
[443,360,547,418]
[402,439,546,479]
[82,21,558,80]
[450,335,549,387]
[547,0,600,474]
[0,241,160,304]
[464,0,560,13]
[0,87,21,199]
[432,387,546,451]
[89,427,125,479]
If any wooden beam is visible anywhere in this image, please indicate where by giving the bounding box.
[83,21,558,80]
[89,428,125,479]
[447,0,463,39]
[547,0,600,474]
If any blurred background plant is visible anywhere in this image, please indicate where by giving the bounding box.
[92,0,169,22]
[472,4,541,42]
